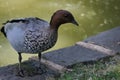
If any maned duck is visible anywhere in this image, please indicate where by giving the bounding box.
[1,10,79,76]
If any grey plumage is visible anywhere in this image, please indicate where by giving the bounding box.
[2,17,57,53]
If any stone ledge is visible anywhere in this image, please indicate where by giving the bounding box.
[76,41,115,55]
[42,45,110,67]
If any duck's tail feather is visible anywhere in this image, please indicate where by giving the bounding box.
[1,26,6,37]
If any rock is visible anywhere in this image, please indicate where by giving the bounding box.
[0,60,60,80]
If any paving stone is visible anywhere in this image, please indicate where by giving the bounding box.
[84,26,120,53]
[43,45,108,67]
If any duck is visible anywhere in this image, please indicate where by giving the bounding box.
[1,10,79,76]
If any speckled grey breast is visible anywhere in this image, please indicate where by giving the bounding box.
[24,29,57,53]
[4,17,58,53]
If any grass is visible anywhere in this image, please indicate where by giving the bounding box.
[59,55,120,80]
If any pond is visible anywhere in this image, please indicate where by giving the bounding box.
[0,0,120,66]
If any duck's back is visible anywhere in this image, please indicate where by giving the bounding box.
[4,17,49,32]
[2,17,54,53]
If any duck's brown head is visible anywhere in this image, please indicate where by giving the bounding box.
[50,10,79,29]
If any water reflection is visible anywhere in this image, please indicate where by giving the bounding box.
[0,0,120,66]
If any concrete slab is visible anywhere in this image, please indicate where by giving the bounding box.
[43,45,108,67]
[84,26,120,53]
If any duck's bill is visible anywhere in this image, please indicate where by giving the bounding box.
[72,20,79,26]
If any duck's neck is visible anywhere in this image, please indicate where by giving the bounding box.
[50,13,63,30]
[50,20,61,30]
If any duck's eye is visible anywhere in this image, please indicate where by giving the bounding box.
[64,14,68,18]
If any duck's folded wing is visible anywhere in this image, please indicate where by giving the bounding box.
[1,17,49,37]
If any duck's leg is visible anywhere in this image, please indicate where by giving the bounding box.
[17,52,24,76]
[38,52,46,74]
[38,52,41,68]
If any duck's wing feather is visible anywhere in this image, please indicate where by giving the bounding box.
[1,17,50,37]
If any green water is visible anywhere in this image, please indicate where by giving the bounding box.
[0,0,120,66]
